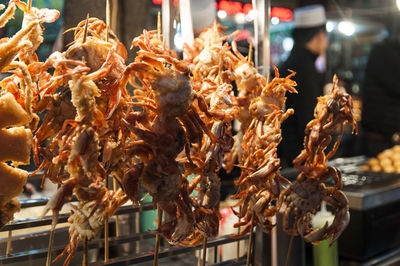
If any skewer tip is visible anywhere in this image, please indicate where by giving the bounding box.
[157,12,161,40]
[82,13,90,44]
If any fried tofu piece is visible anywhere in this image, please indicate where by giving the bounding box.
[0,127,32,164]
[0,93,30,128]
[0,162,28,199]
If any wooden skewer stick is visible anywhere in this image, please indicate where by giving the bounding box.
[46,219,57,266]
[111,0,118,33]
[285,235,294,266]
[82,14,90,44]
[104,3,111,259]
[157,12,161,41]
[141,193,150,202]
[27,0,32,11]
[104,176,109,263]
[236,207,241,261]
[248,42,253,63]
[113,178,120,237]
[246,215,255,266]
[197,249,201,266]
[83,237,88,266]
[153,205,163,266]
[6,220,13,257]
[106,0,110,42]
[201,237,207,266]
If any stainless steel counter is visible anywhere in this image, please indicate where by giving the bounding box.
[344,178,400,210]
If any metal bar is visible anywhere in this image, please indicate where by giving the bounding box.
[0,230,155,264]
[214,245,218,263]
[252,2,272,265]
[0,203,155,232]
[162,0,175,49]
[211,258,247,266]
[91,235,249,266]
[20,197,50,208]
[179,0,194,58]
[252,0,270,76]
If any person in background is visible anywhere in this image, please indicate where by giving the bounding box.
[361,37,400,157]
[278,5,329,167]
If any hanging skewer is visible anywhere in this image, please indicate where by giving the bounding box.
[157,12,161,41]
[198,249,201,266]
[201,237,207,266]
[153,205,163,266]
[111,0,118,33]
[246,215,255,266]
[104,176,109,263]
[46,219,57,266]
[82,14,89,44]
[104,1,111,262]
[6,220,13,257]
[113,178,120,237]
[236,207,241,261]
[248,42,253,63]
[285,235,294,266]
[83,237,88,266]
[106,0,110,42]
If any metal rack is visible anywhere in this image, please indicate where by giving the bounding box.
[0,0,274,264]
[0,193,253,265]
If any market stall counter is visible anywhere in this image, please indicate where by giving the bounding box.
[281,156,400,264]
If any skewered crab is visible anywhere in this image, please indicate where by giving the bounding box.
[232,67,297,235]
[123,29,221,244]
[277,75,357,244]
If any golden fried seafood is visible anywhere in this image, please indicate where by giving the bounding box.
[232,67,296,236]
[277,75,357,244]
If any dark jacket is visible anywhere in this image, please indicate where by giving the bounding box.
[362,40,400,138]
[277,45,325,166]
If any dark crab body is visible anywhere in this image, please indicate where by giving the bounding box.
[278,75,356,245]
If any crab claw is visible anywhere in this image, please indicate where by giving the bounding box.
[303,221,329,243]
[323,189,350,245]
[329,209,350,245]
[40,178,76,220]
[122,164,143,207]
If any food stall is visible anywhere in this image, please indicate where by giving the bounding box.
[0,0,399,265]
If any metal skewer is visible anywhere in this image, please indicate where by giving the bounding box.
[246,215,255,266]
[153,205,163,266]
